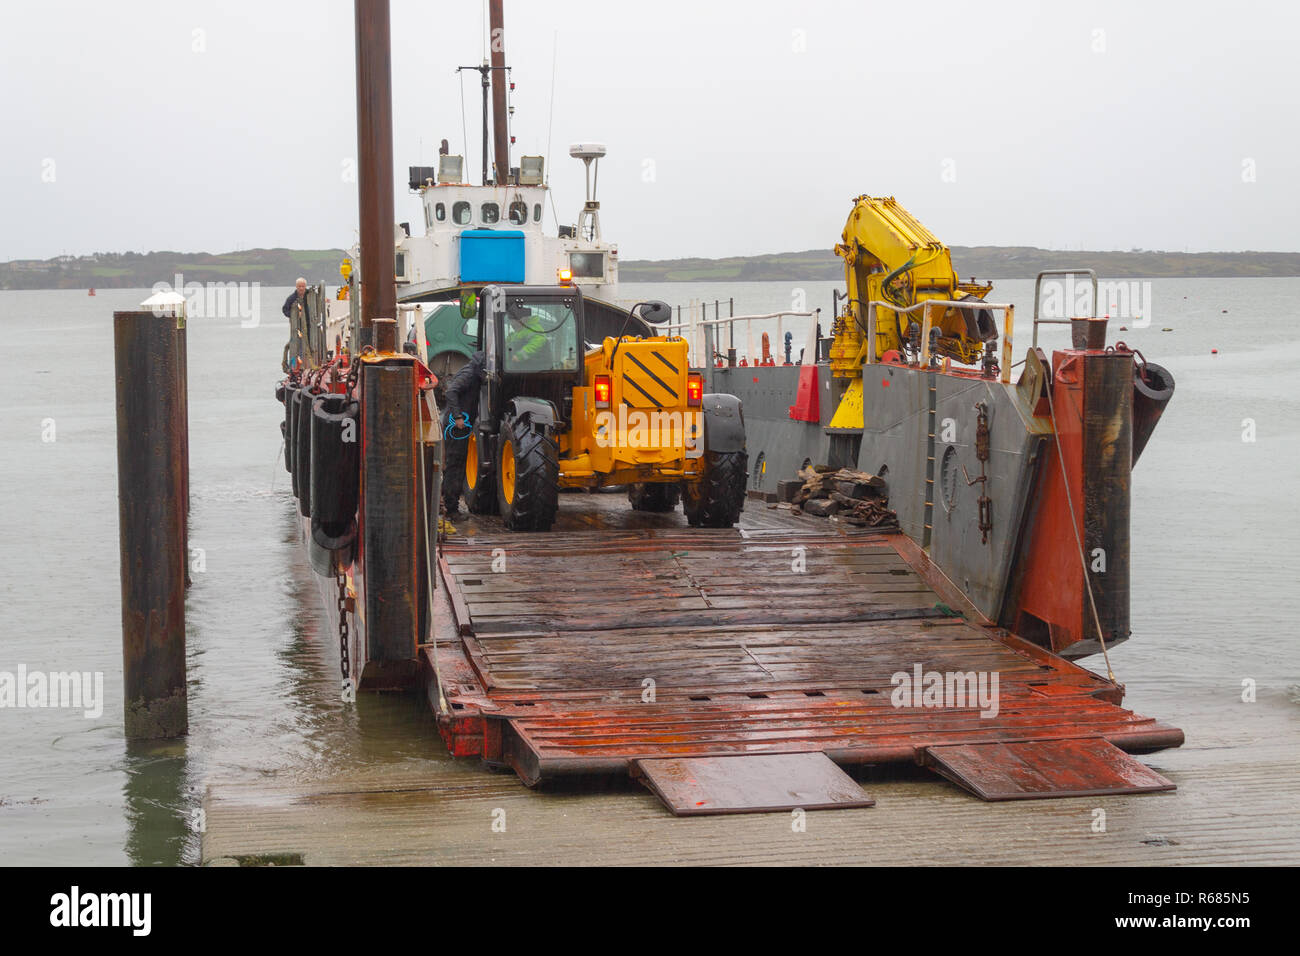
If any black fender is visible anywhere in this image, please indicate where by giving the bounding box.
[308,519,355,576]
[701,393,746,453]
[505,397,560,434]
[1132,361,1174,466]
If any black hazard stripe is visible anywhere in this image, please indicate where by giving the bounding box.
[626,352,678,398]
[651,350,679,375]
[622,374,662,406]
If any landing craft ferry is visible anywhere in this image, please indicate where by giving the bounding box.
[276,0,1184,814]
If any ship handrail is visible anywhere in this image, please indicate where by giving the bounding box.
[665,309,821,365]
[862,298,1016,385]
[1031,269,1098,347]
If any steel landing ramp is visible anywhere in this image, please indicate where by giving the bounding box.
[922,737,1176,801]
[632,753,875,816]
[432,523,1184,807]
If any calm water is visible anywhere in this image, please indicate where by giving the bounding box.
[1,278,1297,865]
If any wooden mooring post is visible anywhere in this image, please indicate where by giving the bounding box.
[114,309,188,739]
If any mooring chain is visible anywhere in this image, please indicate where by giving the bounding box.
[336,569,353,701]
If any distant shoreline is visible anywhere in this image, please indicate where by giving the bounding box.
[3,246,1298,290]
[620,247,1300,282]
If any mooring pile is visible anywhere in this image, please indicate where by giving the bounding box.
[783,466,896,527]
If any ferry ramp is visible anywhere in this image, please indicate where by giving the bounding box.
[425,493,1182,812]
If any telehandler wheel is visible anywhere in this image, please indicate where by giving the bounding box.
[463,431,499,515]
[627,482,681,512]
[496,412,560,531]
[682,450,747,528]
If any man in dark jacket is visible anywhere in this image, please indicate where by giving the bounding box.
[282,277,311,321]
[282,278,312,371]
[440,350,486,514]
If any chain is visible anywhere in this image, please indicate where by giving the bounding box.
[960,401,994,544]
[346,345,375,395]
[336,569,352,695]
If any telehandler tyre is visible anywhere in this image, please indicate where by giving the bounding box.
[627,482,681,512]
[682,450,747,528]
[497,412,559,531]
[463,431,498,515]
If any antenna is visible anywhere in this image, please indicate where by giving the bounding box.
[545,30,558,186]
[569,143,606,241]
[459,70,469,169]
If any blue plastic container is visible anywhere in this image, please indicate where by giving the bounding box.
[459,230,525,283]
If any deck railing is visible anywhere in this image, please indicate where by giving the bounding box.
[665,305,822,368]
[1032,269,1097,347]
[861,298,1016,384]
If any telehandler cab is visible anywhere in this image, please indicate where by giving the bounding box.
[459,284,747,531]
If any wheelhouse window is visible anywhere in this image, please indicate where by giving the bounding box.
[533,203,542,222]
[481,202,500,224]
[508,200,528,225]
[568,252,605,279]
[452,201,471,225]
[434,202,446,222]
[503,297,578,372]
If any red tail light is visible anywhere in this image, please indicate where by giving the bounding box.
[686,373,703,406]
[594,375,612,408]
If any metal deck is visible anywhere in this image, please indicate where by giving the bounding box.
[426,496,1182,807]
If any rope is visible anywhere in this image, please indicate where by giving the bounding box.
[1043,366,1117,683]
[444,413,472,441]
[415,389,449,714]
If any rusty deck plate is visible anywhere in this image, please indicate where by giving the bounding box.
[632,753,874,816]
[923,738,1176,800]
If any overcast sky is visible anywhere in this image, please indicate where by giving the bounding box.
[3,0,1297,262]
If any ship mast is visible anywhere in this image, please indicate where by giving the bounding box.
[458,0,512,186]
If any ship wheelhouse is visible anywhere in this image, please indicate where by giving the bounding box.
[395,153,619,303]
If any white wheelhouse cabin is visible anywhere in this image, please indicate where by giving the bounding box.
[395,147,620,305]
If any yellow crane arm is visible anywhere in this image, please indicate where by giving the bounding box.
[830,196,992,376]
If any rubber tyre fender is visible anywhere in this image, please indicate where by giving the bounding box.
[283,385,299,478]
[310,394,361,533]
[294,387,317,518]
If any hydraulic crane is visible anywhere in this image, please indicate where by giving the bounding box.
[827,196,998,428]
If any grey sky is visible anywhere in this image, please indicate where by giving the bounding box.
[3,0,1297,262]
